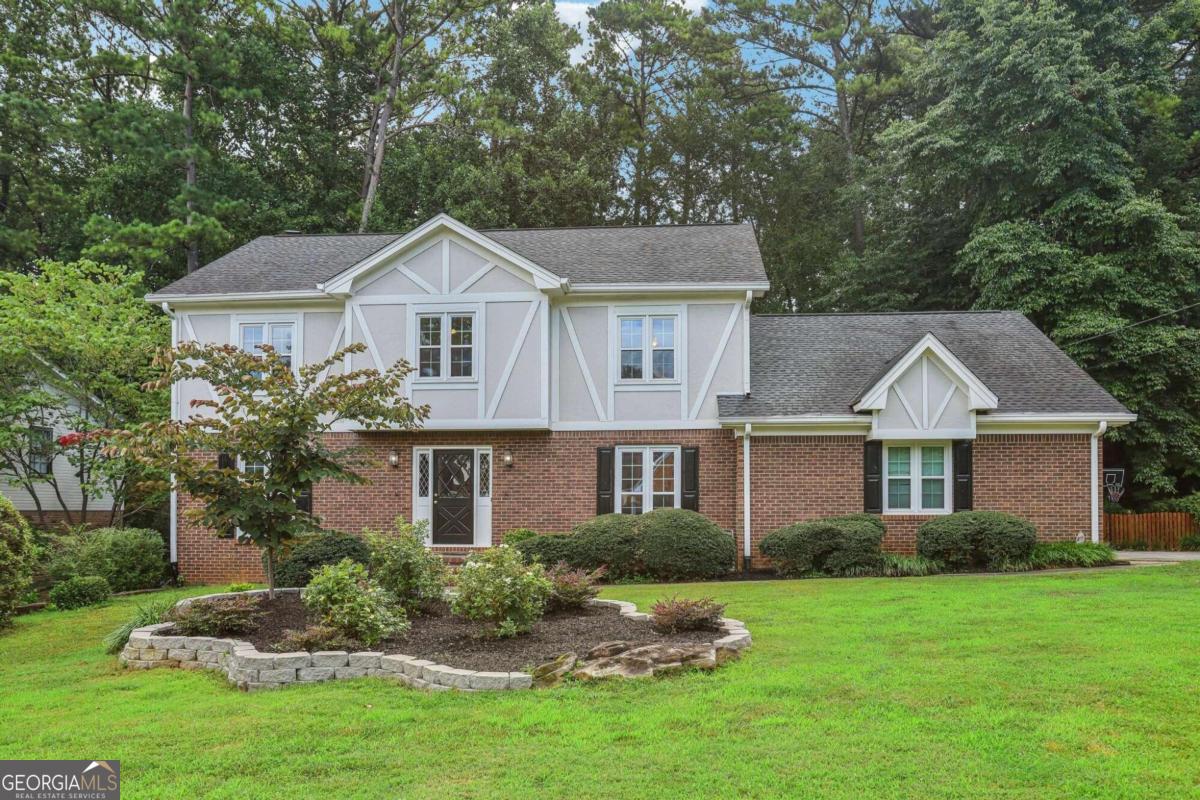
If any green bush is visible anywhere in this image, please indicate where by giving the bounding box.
[879,553,942,577]
[75,528,168,592]
[636,509,734,581]
[824,513,886,535]
[452,546,552,638]
[759,516,884,577]
[168,594,263,636]
[650,596,725,633]
[274,531,370,588]
[916,512,1037,570]
[367,518,446,613]
[0,496,36,628]
[304,559,408,646]
[37,530,85,587]
[1181,534,1200,552]
[514,533,579,569]
[501,528,540,546]
[545,563,605,611]
[1028,541,1117,568]
[571,513,642,578]
[49,575,112,610]
[103,597,175,655]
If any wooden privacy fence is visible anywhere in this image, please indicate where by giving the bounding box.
[1105,512,1198,550]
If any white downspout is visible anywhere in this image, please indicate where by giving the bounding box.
[743,423,752,570]
[1090,421,1107,544]
[162,302,179,565]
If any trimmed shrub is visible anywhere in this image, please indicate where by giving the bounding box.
[452,546,552,638]
[651,596,725,633]
[38,530,85,587]
[501,528,540,546]
[304,559,408,646]
[274,531,370,588]
[879,553,941,577]
[367,518,446,613]
[270,624,359,653]
[49,575,111,610]
[636,509,734,581]
[103,597,176,654]
[570,513,642,577]
[1181,534,1200,552]
[1028,541,1117,568]
[168,594,262,636]
[75,528,168,592]
[545,562,605,611]
[916,512,1037,570]
[824,513,886,535]
[0,496,36,628]
[515,533,579,569]
[226,582,255,592]
[759,517,884,577]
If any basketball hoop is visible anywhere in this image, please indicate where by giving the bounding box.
[1103,468,1125,503]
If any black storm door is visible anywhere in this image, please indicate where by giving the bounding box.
[432,449,474,544]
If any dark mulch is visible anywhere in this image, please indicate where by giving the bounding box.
[238,595,717,672]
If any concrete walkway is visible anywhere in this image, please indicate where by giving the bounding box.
[1116,550,1200,562]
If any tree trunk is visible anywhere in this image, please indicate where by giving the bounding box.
[359,40,404,233]
[265,545,276,600]
[183,71,199,273]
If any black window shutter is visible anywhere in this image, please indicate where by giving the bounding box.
[296,483,313,514]
[681,447,700,511]
[596,447,615,514]
[217,452,234,470]
[863,441,883,513]
[953,440,973,511]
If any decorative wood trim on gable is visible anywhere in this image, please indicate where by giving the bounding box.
[853,333,998,413]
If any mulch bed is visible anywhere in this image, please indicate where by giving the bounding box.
[242,594,717,672]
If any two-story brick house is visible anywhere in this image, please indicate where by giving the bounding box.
[147,214,1134,583]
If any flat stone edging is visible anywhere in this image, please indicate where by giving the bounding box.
[117,591,753,692]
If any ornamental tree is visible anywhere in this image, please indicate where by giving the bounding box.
[108,342,428,597]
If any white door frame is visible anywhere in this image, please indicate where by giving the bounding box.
[412,445,493,547]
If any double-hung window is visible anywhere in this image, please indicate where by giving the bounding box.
[883,443,951,513]
[29,426,54,475]
[616,446,680,514]
[417,312,474,380]
[618,315,676,381]
[240,321,294,368]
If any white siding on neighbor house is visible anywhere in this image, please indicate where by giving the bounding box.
[0,392,116,515]
[165,231,748,431]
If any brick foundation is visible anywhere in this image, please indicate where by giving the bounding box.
[176,430,1103,583]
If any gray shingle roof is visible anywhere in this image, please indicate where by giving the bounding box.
[717,312,1130,418]
[149,223,767,297]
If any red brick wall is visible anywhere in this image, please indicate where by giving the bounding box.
[175,428,737,584]
[175,429,1103,582]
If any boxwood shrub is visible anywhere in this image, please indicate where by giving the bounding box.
[636,509,734,581]
[49,575,112,610]
[514,533,579,568]
[759,516,884,577]
[570,513,641,578]
[274,531,371,588]
[75,528,168,592]
[916,511,1036,570]
[0,496,35,628]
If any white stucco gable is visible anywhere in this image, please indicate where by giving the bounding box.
[854,333,998,440]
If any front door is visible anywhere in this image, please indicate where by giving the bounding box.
[432,449,474,544]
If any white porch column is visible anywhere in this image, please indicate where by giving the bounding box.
[742,423,752,568]
[1090,421,1107,543]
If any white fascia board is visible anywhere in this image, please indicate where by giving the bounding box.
[330,418,552,433]
[568,281,770,296]
[320,214,567,296]
[852,333,999,412]
[980,412,1136,426]
[146,289,328,304]
[722,414,871,436]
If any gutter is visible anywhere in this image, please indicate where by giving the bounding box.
[1091,421,1107,544]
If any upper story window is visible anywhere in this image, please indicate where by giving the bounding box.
[883,443,951,514]
[240,321,294,368]
[417,312,474,380]
[29,426,54,475]
[619,315,676,382]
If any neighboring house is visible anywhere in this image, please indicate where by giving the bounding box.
[0,384,118,527]
[147,214,1135,583]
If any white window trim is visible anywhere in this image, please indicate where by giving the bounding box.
[614,312,680,386]
[615,445,682,514]
[410,305,479,385]
[29,425,54,476]
[882,441,952,515]
[232,313,301,375]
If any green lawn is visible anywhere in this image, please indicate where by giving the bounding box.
[2,566,1199,799]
